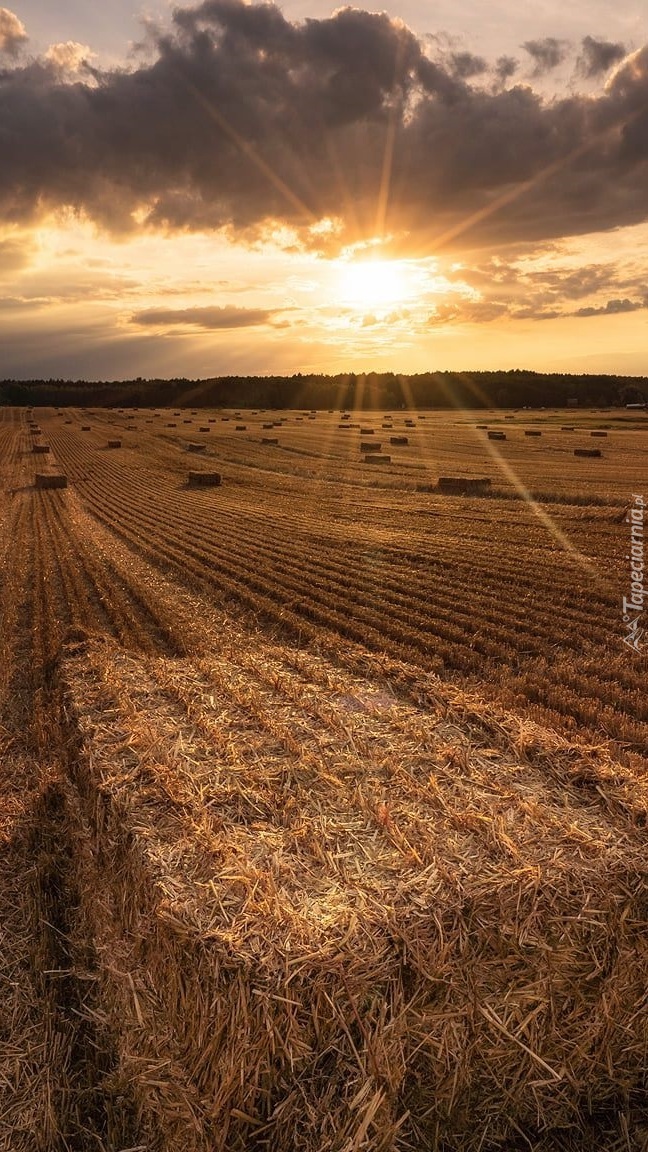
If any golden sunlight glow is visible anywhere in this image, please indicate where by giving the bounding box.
[337,259,417,311]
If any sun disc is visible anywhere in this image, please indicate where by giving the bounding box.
[338,259,413,311]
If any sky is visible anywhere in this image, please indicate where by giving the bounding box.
[1,0,648,380]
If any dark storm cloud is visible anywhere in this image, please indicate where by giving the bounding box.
[522,37,570,75]
[577,36,626,79]
[494,55,518,84]
[0,8,27,58]
[131,305,277,329]
[450,52,487,79]
[0,1,646,253]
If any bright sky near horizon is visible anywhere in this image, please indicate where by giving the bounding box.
[1,0,648,379]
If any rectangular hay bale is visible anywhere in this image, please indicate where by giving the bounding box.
[35,473,67,488]
[363,454,391,463]
[438,476,492,494]
[188,471,222,486]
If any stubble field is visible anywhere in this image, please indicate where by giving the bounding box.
[1,403,647,1151]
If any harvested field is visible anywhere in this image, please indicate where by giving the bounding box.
[0,405,647,1151]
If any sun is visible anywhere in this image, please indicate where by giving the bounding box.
[337,259,415,311]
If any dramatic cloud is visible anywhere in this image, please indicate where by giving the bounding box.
[0,7,26,57]
[0,1,645,256]
[577,35,626,79]
[522,37,570,74]
[436,253,648,325]
[44,42,94,77]
[131,305,277,329]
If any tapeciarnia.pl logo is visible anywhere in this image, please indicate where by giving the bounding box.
[622,493,645,652]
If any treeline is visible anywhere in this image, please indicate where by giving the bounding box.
[1,369,647,409]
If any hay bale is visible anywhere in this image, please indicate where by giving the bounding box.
[262,437,279,445]
[186,442,207,453]
[35,473,67,488]
[525,430,542,437]
[488,431,507,440]
[360,427,374,435]
[574,448,602,458]
[32,443,50,453]
[438,476,492,494]
[199,426,210,432]
[235,425,247,431]
[591,431,608,437]
[363,454,391,463]
[390,436,409,445]
[107,439,122,448]
[561,425,575,430]
[208,418,216,423]
[188,471,222,486]
[476,424,488,429]
[262,423,274,429]
[361,441,382,451]
[81,425,91,430]
[183,419,192,424]
[167,423,177,428]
